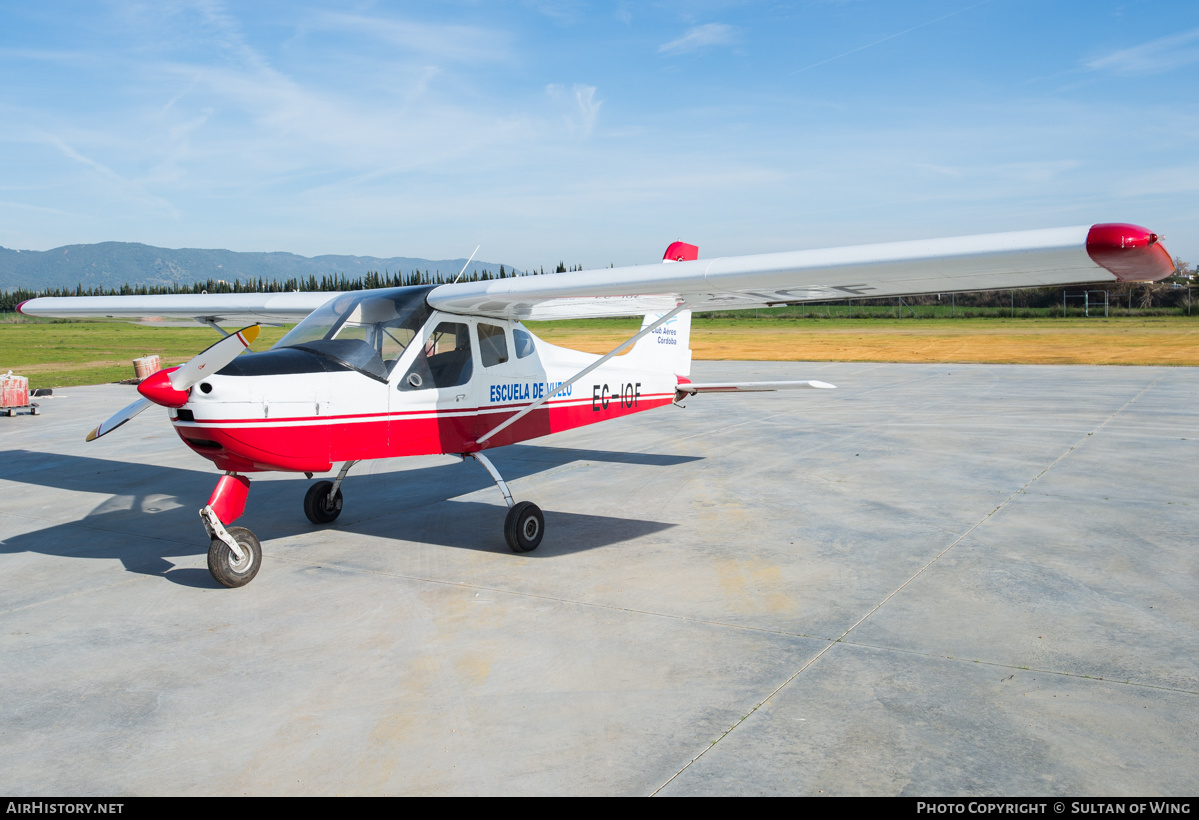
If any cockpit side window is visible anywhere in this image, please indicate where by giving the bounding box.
[477,323,509,367]
[512,327,535,359]
[399,322,474,390]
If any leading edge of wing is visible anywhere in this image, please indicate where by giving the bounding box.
[17,291,342,324]
[428,224,1173,321]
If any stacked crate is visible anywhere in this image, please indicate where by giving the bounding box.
[133,355,162,381]
[1,372,30,416]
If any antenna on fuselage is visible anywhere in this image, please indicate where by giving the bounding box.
[453,245,481,284]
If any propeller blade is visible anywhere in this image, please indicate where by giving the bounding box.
[86,397,153,442]
[168,325,260,391]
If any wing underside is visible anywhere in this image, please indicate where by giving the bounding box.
[17,291,341,325]
[426,224,1173,321]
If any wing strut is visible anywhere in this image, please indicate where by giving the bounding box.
[476,302,690,445]
[201,318,232,338]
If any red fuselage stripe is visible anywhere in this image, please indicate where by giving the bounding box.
[175,393,677,472]
[183,393,675,426]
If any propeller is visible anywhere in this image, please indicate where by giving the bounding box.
[86,397,153,442]
[168,325,260,391]
[86,325,260,442]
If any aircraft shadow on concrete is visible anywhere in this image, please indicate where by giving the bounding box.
[0,445,697,586]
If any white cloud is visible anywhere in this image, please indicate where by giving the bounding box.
[305,12,510,63]
[522,1,589,25]
[1086,27,1199,75]
[41,133,181,217]
[546,83,602,136]
[573,85,601,135]
[658,23,738,56]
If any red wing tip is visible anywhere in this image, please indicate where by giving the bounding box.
[15,300,29,315]
[1086,223,1175,282]
[663,241,699,262]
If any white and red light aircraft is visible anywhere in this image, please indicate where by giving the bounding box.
[18,224,1174,587]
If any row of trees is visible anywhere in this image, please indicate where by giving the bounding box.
[0,264,547,313]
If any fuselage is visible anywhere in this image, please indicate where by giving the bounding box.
[167,287,679,473]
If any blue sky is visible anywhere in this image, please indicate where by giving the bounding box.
[1,1,1196,267]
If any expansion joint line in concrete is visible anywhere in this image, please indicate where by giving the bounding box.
[835,638,1199,696]
[651,370,1172,796]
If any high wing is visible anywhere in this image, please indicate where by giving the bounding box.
[427,223,1174,321]
[16,223,1172,324]
[17,291,341,325]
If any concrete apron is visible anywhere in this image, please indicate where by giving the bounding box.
[0,361,1195,795]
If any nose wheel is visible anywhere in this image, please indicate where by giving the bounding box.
[207,526,262,588]
[200,502,262,588]
[200,475,263,588]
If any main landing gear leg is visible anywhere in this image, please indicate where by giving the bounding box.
[463,451,544,554]
[201,473,262,588]
[304,460,356,524]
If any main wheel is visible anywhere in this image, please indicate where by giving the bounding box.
[304,480,343,524]
[504,501,544,553]
[208,526,262,588]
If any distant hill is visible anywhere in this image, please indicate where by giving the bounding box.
[0,242,521,292]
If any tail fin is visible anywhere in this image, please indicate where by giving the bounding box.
[628,309,692,375]
[663,241,698,263]
[627,240,697,374]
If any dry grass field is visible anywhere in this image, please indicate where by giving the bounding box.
[528,317,1199,367]
[1,316,1195,389]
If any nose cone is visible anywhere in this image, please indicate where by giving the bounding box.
[137,367,190,408]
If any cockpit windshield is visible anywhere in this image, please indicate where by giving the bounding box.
[272,285,434,382]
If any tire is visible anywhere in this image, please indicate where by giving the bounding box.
[208,526,262,588]
[504,501,544,553]
[304,480,343,524]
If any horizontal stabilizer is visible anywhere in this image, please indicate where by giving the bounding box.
[677,380,835,394]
